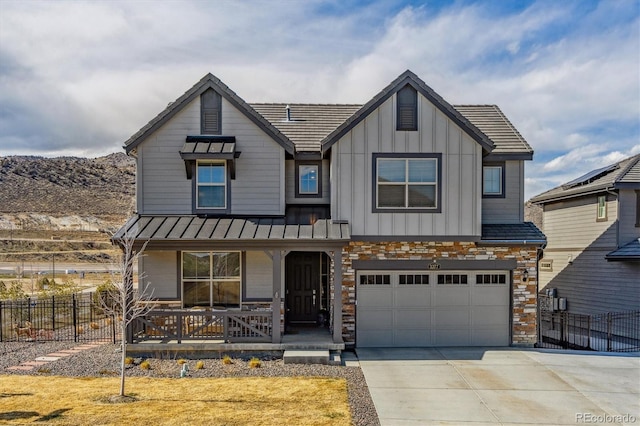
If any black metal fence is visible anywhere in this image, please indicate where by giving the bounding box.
[0,293,117,343]
[538,303,640,352]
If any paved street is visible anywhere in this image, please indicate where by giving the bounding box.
[357,347,640,425]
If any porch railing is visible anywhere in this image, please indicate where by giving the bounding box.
[131,309,273,343]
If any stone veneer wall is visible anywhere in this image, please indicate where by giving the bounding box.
[339,241,539,346]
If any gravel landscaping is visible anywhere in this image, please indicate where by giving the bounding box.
[1,341,380,426]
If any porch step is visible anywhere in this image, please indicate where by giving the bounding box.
[283,350,329,365]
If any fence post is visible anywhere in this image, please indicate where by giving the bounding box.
[607,312,612,352]
[51,295,55,334]
[587,315,591,350]
[27,297,31,323]
[72,294,78,343]
[0,300,3,342]
[112,315,116,344]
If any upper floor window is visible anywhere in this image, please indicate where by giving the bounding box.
[196,161,227,209]
[201,89,221,134]
[483,164,504,197]
[295,161,322,198]
[397,85,417,131]
[597,195,607,221]
[372,153,441,213]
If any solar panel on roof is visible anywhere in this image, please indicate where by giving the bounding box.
[562,164,618,189]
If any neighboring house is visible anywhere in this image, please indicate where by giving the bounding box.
[530,155,640,314]
[114,70,544,348]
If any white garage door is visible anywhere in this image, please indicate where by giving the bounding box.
[356,270,510,347]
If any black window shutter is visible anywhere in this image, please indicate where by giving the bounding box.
[201,89,221,134]
[397,85,417,131]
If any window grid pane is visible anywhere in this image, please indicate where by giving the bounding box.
[377,157,438,209]
[299,165,319,194]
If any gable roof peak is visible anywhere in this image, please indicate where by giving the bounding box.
[320,70,494,152]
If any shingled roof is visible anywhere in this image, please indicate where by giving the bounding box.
[453,105,533,159]
[250,103,361,152]
[530,154,640,203]
[122,71,533,159]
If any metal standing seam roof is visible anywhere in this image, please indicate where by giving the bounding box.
[481,222,546,243]
[530,154,640,203]
[112,215,350,245]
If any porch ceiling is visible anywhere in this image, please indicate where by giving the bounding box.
[112,215,350,249]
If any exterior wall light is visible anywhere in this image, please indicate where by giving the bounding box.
[522,269,529,282]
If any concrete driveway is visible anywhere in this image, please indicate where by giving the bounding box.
[356,347,640,425]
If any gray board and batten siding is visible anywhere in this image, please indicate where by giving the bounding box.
[136,96,285,216]
[330,92,484,237]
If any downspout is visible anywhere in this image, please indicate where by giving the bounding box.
[605,187,620,248]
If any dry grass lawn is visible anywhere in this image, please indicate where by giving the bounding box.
[0,375,350,425]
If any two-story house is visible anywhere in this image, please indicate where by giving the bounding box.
[530,155,640,314]
[114,70,545,348]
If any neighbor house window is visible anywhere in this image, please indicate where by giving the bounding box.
[635,190,640,227]
[295,161,322,198]
[201,89,221,134]
[397,84,418,131]
[373,153,441,212]
[196,161,226,209]
[597,195,607,221]
[483,164,504,197]
[182,252,241,308]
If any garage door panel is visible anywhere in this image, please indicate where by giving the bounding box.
[435,329,470,346]
[396,288,431,306]
[473,306,510,326]
[435,289,470,306]
[358,289,393,307]
[358,309,393,329]
[472,287,509,305]
[358,330,394,347]
[395,309,432,328]
[471,328,509,346]
[395,329,431,346]
[356,269,510,348]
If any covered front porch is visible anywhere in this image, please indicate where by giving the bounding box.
[114,215,350,350]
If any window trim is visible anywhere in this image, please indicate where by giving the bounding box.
[396,84,418,131]
[482,163,505,198]
[295,160,322,198]
[635,190,640,227]
[372,153,442,213]
[596,195,607,221]
[201,89,222,135]
[192,160,231,214]
[181,251,242,308]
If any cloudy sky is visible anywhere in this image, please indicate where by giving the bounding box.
[0,0,638,199]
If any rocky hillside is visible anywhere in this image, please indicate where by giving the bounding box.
[0,153,135,231]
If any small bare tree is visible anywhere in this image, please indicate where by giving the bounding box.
[100,234,156,397]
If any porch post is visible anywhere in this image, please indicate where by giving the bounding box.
[332,250,344,343]
[271,250,282,343]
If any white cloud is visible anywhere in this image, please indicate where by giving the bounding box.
[0,0,638,200]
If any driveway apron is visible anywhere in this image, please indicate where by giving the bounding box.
[356,347,640,425]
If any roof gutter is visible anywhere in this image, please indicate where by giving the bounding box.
[479,239,546,245]
[530,186,613,204]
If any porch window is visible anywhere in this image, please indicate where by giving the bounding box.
[182,251,241,308]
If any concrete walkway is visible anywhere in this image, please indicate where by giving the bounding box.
[356,347,640,425]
